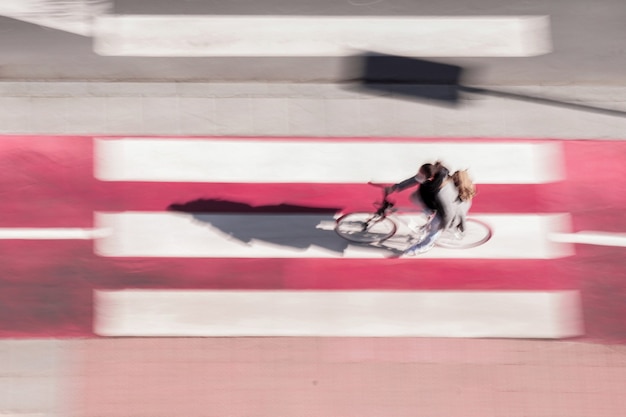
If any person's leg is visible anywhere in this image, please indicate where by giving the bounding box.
[407,190,433,233]
[404,215,442,255]
[457,200,472,233]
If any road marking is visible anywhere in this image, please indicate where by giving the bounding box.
[93,15,552,57]
[94,138,565,184]
[0,228,109,239]
[93,289,583,338]
[550,231,626,247]
[0,0,110,36]
[94,212,573,259]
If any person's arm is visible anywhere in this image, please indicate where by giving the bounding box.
[387,176,418,194]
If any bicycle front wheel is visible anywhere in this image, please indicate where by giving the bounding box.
[436,218,493,249]
[335,212,397,244]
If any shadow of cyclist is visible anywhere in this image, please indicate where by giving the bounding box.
[168,198,353,254]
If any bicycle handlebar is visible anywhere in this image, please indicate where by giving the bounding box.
[367,181,386,187]
[367,182,395,215]
[367,181,392,195]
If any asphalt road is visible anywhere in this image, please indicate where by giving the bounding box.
[0,0,625,84]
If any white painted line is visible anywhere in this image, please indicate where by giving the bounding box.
[94,212,574,259]
[0,0,111,36]
[93,289,583,338]
[550,231,626,247]
[93,15,552,57]
[94,138,565,184]
[0,228,109,240]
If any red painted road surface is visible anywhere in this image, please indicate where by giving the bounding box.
[0,136,624,341]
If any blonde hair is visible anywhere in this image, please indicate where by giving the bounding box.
[452,170,477,201]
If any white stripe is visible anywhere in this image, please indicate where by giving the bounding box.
[549,231,626,247]
[94,138,565,184]
[93,15,552,57]
[0,0,110,36]
[93,289,583,338]
[94,212,574,259]
[0,228,109,239]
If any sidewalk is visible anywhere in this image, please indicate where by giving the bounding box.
[3,338,626,417]
[0,82,625,139]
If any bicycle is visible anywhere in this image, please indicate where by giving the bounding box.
[335,183,492,250]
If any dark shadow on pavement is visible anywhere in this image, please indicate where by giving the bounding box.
[169,199,343,214]
[344,52,467,107]
[346,53,626,117]
[168,198,356,254]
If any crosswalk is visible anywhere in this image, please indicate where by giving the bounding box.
[4,135,626,339]
[88,136,580,339]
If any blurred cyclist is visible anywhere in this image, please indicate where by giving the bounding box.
[386,161,471,255]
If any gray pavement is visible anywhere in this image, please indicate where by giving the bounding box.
[3,0,626,84]
[1,82,626,139]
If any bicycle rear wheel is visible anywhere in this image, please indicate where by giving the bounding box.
[436,218,492,249]
[335,212,397,244]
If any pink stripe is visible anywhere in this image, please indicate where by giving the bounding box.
[102,258,577,290]
[0,136,94,227]
[564,141,626,231]
[562,141,626,342]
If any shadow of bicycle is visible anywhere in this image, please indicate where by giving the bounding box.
[168,198,349,254]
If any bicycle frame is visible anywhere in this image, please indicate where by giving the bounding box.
[367,185,432,238]
[335,182,492,250]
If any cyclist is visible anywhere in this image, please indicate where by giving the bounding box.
[386,161,470,255]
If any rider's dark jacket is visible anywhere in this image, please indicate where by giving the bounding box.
[391,166,469,231]
[392,166,449,210]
